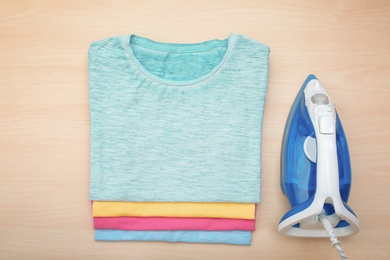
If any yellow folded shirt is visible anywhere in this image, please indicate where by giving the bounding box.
[92,202,256,219]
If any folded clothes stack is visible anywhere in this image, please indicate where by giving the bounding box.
[88,33,270,245]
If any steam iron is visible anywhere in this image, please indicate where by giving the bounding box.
[278,75,359,242]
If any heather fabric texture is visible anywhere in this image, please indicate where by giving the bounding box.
[94,217,255,231]
[89,33,270,203]
[94,230,252,245]
[92,202,255,219]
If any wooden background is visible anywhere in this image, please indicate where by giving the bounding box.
[1,0,389,259]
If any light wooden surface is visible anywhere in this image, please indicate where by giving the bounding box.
[1,0,389,259]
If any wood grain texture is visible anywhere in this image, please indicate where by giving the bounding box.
[1,0,389,259]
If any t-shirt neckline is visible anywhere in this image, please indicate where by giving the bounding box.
[122,33,237,87]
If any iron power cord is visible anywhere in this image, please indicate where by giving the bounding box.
[318,211,348,260]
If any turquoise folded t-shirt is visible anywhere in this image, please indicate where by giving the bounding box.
[88,33,270,202]
[95,230,252,245]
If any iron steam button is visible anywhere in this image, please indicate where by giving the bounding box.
[318,115,334,134]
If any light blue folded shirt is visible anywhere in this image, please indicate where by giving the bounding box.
[89,33,270,202]
[95,230,252,245]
